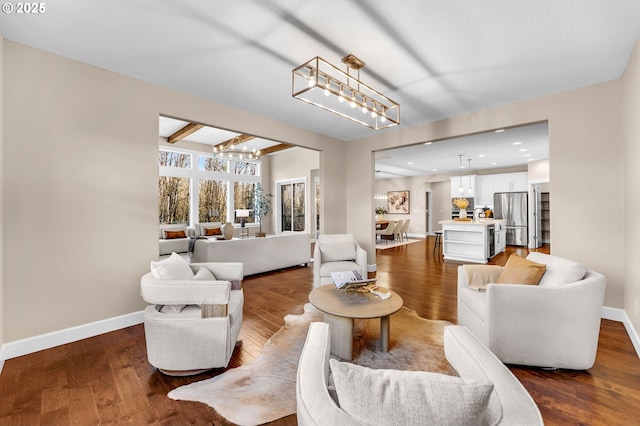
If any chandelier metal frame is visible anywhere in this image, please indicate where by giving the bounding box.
[292,54,400,130]
[212,134,261,162]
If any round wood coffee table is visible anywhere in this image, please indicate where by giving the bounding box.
[309,284,403,360]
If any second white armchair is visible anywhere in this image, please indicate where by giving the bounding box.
[313,234,367,288]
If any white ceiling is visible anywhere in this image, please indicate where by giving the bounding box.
[1,0,638,144]
[1,1,636,178]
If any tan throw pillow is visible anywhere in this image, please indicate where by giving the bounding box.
[463,265,503,291]
[496,254,546,285]
[204,227,222,236]
[165,230,187,239]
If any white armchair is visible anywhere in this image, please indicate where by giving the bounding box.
[457,252,606,370]
[313,234,367,288]
[141,253,244,375]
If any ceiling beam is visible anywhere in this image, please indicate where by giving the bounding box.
[211,134,255,152]
[258,143,294,155]
[167,122,204,144]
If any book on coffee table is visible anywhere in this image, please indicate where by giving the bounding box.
[330,270,376,290]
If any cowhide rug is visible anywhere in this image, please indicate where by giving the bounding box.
[168,303,451,425]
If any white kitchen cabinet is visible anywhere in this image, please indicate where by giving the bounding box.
[493,172,528,193]
[476,175,495,207]
[450,175,476,198]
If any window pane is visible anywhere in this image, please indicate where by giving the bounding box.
[159,150,191,168]
[198,156,228,172]
[234,161,259,176]
[293,182,305,231]
[281,184,293,231]
[234,182,256,224]
[159,176,190,224]
[199,180,227,222]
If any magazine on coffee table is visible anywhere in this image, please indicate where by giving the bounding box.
[330,270,377,290]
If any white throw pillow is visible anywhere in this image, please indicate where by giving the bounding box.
[150,252,194,280]
[320,239,356,262]
[526,252,587,287]
[330,359,495,426]
[191,267,216,281]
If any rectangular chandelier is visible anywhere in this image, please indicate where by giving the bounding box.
[292,55,400,130]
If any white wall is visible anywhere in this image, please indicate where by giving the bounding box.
[269,147,320,235]
[2,41,345,342]
[623,40,640,333]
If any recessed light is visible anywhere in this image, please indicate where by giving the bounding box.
[408,161,414,165]
[524,154,531,157]
[495,129,505,133]
[519,148,527,152]
[513,142,522,145]
[432,168,438,172]
[478,154,486,158]
[527,158,534,162]
[491,162,497,165]
[424,142,432,145]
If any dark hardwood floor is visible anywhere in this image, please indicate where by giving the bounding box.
[1,239,639,425]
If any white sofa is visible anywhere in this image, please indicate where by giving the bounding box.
[458,252,606,369]
[158,224,195,255]
[191,232,311,276]
[296,322,543,425]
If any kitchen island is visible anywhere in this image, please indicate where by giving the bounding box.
[438,219,507,263]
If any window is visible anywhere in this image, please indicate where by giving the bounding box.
[198,156,228,173]
[199,179,227,222]
[279,181,305,232]
[159,176,190,224]
[234,182,256,224]
[159,148,261,227]
[160,150,191,168]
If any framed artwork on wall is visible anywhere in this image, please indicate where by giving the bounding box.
[387,190,410,214]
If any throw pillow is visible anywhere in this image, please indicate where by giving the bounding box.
[158,304,186,314]
[204,227,222,236]
[526,252,587,286]
[320,238,357,262]
[165,229,187,239]
[191,267,216,281]
[150,252,194,280]
[161,225,187,239]
[329,359,494,426]
[495,254,546,285]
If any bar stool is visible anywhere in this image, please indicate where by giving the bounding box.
[433,230,443,258]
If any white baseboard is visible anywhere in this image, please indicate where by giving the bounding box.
[0,310,144,374]
[603,306,640,358]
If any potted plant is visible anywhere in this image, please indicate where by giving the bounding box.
[253,183,273,237]
[375,207,388,221]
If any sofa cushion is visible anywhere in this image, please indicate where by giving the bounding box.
[329,359,495,426]
[150,252,194,280]
[496,254,546,285]
[196,222,222,236]
[526,252,587,287]
[319,238,356,262]
[165,229,187,239]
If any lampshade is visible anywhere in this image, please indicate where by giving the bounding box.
[235,209,251,218]
[292,55,399,130]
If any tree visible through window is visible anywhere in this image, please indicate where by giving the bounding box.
[199,179,227,222]
[234,182,256,224]
[159,176,190,224]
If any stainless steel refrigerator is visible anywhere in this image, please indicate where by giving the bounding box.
[493,192,528,246]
